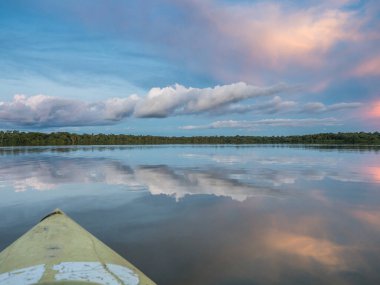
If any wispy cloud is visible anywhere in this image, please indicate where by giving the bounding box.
[180,118,341,130]
[301,102,362,113]
[214,96,298,115]
[216,97,361,115]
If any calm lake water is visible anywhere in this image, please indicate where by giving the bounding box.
[0,145,380,284]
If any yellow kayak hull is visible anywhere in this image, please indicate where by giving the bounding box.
[0,209,156,285]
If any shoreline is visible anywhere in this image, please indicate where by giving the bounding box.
[1,131,379,146]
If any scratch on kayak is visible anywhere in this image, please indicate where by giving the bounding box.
[107,264,140,285]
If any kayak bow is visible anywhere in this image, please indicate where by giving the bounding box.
[0,209,156,285]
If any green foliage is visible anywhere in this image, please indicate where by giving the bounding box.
[0,131,379,146]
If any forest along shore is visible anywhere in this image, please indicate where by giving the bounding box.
[0,131,380,146]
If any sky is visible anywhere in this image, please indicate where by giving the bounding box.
[0,0,379,136]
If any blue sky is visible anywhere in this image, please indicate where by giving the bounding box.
[0,0,379,135]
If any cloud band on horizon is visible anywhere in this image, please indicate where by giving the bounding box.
[0,82,360,128]
[180,118,341,130]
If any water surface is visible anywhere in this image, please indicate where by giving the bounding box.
[0,145,380,284]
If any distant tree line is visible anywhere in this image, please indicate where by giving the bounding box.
[0,131,379,146]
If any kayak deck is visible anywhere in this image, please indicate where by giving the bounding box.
[0,209,156,285]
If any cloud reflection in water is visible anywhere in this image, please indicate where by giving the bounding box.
[0,146,379,201]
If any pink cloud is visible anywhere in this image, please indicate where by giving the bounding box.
[352,55,380,77]
[201,1,362,71]
[370,102,380,117]
[361,100,380,120]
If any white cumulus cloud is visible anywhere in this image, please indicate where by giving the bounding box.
[0,82,295,127]
[0,94,139,127]
[133,82,295,117]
